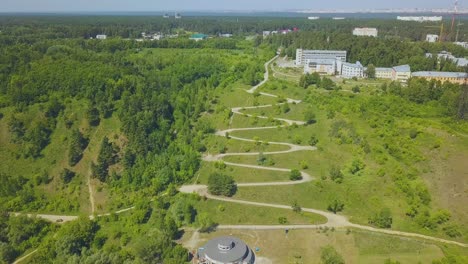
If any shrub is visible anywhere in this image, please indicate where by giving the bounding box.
[207,172,237,197]
[61,168,75,184]
[369,208,393,228]
[327,199,344,214]
[290,169,302,181]
[443,225,462,238]
[329,166,344,183]
[308,135,319,146]
[278,217,288,224]
[321,245,344,264]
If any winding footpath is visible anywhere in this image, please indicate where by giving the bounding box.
[179,56,468,248]
[12,56,467,264]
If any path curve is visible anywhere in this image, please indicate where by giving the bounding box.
[179,55,468,249]
[12,55,468,264]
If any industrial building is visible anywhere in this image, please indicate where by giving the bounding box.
[412,71,468,85]
[353,28,378,37]
[295,49,347,66]
[197,236,255,264]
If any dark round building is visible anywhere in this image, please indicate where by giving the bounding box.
[198,236,255,264]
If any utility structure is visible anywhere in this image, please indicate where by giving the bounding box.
[451,0,459,34]
[455,22,464,42]
[425,23,444,42]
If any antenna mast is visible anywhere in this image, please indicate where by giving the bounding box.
[451,0,459,34]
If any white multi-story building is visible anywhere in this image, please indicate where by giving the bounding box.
[397,16,442,22]
[96,34,107,40]
[342,61,364,78]
[296,49,347,66]
[353,28,378,37]
[426,34,439,43]
[375,67,393,79]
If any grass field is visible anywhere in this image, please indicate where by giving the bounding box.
[203,134,290,155]
[194,199,327,225]
[180,228,449,263]
[196,161,292,184]
[204,76,468,243]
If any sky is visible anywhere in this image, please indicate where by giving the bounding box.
[0,0,459,12]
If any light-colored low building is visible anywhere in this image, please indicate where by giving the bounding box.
[454,42,468,49]
[412,71,468,84]
[375,67,393,79]
[392,65,412,83]
[304,59,338,75]
[353,28,378,37]
[426,34,439,43]
[190,34,208,41]
[342,61,364,78]
[96,34,107,40]
[197,236,255,264]
[397,16,442,22]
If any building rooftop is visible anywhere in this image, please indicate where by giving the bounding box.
[343,61,363,68]
[306,58,337,65]
[200,236,254,264]
[393,65,411,72]
[300,49,347,54]
[191,33,207,39]
[412,71,468,78]
[376,67,393,72]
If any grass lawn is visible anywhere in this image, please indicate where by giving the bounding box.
[203,134,290,155]
[196,161,292,184]
[229,113,280,129]
[180,228,448,263]
[193,199,327,225]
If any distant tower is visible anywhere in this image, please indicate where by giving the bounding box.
[451,0,459,34]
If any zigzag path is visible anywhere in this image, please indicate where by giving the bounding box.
[12,55,467,263]
[179,55,468,248]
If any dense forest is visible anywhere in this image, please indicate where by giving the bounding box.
[1,15,468,42]
[0,16,467,263]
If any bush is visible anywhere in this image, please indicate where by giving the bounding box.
[321,245,344,264]
[278,217,288,224]
[409,128,419,139]
[292,200,302,213]
[60,168,76,184]
[352,86,361,93]
[329,166,344,183]
[309,135,319,146]
[290,169,303,181]
[443,224,462,238]
[207,173,237,197]
[369,208,393,228]
[327,199,344,214]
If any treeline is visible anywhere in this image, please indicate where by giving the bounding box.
[1,16,467,42]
